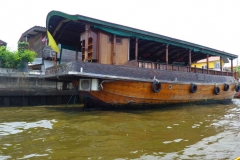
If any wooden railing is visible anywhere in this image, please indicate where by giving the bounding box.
[138,61,234,77]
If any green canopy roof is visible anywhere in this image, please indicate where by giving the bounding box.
[46,10,238,61]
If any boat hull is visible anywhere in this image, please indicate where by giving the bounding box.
[79,80,236,107]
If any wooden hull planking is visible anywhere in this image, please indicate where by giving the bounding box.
[79,80,236,106]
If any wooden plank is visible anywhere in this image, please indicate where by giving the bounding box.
[113,35,116,64]
[88,80,236,105]
[99,32,112,64]
[84,25,90,61]
[115,38,129,65]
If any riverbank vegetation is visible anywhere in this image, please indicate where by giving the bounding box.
[0,42,36,69]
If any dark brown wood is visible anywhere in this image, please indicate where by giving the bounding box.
[189,50,191,72]
[24,33,45,57]
[88,30,97,60]
[135,38,138,60]
[96,32,100,61]
[166,45,168,70]
[220,57,222,71]
[234,71,239,79]
[84,25,90,62]
[113,35,116,65]
[231,59,233,72]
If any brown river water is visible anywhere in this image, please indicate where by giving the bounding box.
[0,100,240,160]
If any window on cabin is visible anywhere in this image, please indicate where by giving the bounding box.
[108,36,122,44]
[214,62,220,69]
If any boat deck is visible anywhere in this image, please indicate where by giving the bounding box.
[44,61,235,84]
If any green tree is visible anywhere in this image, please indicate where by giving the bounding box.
[0,42,36,69]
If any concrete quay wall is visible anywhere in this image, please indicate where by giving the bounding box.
[0,69,80,106]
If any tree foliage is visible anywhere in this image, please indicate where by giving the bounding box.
[0,42,37,69]
[234,66,240,78]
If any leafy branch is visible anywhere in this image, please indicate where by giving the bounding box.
[0,42,36,69]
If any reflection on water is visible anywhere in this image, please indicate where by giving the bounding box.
[0,120,56,136]
[0,100,239,159]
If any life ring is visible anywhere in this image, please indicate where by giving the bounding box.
[190,84,197,93]
[235,85,240,92]
[214,86,220,95]
[152,81,161,93]
[224,84,229,91]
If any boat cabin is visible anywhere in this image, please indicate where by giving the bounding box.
[79,28,129,65]
[46,11,238,78]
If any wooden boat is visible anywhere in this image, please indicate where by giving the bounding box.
[44,11,239,108]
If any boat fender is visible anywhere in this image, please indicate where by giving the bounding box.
[224,84,229,91]
[152,81,161,93]
[190,84,197,93]
[214,86,220,95]
[235,85,240,92]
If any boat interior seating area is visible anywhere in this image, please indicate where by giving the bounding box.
[137,60,234,77]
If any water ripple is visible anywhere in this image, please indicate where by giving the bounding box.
[0,119,57,136]
[18,153,49,159]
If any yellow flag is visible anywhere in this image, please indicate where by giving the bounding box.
[47,31,60,53]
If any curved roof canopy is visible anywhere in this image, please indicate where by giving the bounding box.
[46,10,237,64]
